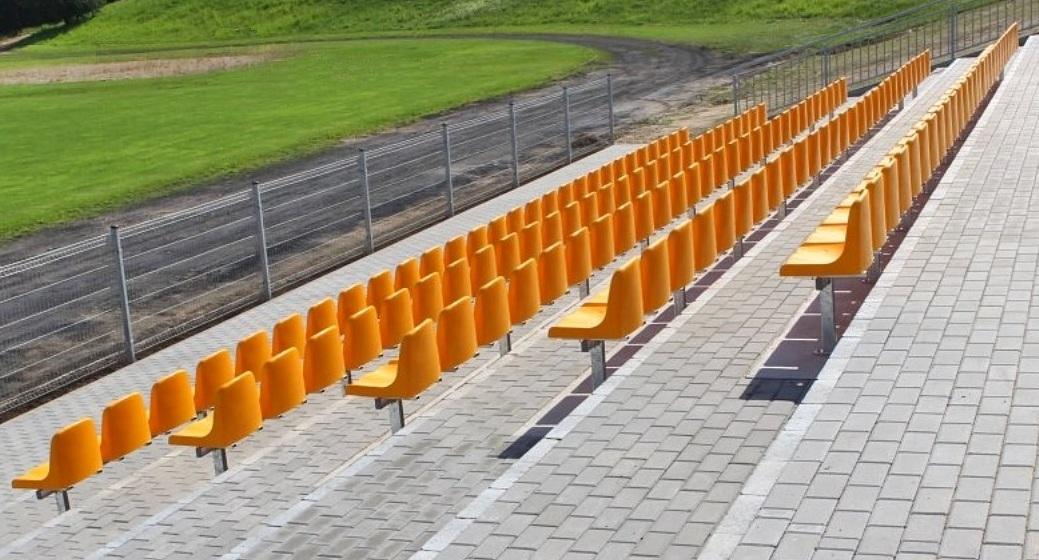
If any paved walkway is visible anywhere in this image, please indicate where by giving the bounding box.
[714,38,1039,560]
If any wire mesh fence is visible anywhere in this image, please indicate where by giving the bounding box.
[732,0,1039,115]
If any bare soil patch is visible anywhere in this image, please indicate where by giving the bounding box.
[0,53,273,84]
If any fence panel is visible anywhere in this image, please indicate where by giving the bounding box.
[568,79,613,160]
[448,111,516,210]
[367,131,449,245]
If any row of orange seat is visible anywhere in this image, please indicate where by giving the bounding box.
[781,24,1019,353]
[10,78,848,515]
[549,55,937,380]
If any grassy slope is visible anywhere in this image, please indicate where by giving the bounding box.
[42,0,926,53]
[0,39,597,237]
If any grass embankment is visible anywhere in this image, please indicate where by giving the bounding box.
[0,39,598,237]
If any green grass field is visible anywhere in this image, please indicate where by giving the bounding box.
[0,39,598,237]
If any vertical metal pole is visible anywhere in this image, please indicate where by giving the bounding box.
[387,400,404,433]
[949,2,958,62]
[249,182,273,302]
[822,47,831,88]
[816,277,837,354]
[563,86,573,163]
[732,75,740,116]
[606,74,616,143]
[54,491,70,514]
[441,123,455,217]
[508,101,520,188]
[358,149,375,254]
[498,332,512,357]
[108,225,136,363]
[588,340,606,388]
[212,448,228,475]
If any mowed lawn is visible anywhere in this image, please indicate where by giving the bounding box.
[0,39,598,237]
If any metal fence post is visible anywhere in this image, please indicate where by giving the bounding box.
[821,47,831,87]
[249,181,273,301]
[563,86,573,163]
[606,73,615,143]
[508,101,520,188]
[441,123,455,217]
[949,2,958,61]
[358,149,376,254]
[108,225,136,363]
[732,75,740,116]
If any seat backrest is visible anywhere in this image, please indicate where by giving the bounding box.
[467,225,489,258]
[488,215,509,245]
[470,245,498,293]
[732,179,754,238]
[413,272,444,324]
[379,288,415,349]
[474,277,511,346]
[307,298,339,339]
[495,232,522,280]
[639,239,671,313]
[651,182,672,230]
[612,202,637,255]
[336,284,366,336]
[668,173,688,217]
[508,259,541,326]
[599,258,645,339]
[779,148,797,199]
[633,191,654,241]
[562,201,582,238]
[863,173,888,252]
[303,326,345,393]
[542,211,563,248]
[878,156,902,228]
[366,269,395,312]
[235,330,271,377]
[149,369,196,436]
[520,221,543,262]
[684,163,702,207]
[420,246,445,279]
[272,313,306,357]
[589,214,615,270]
[667,220,695,292]
[750,170,770,224]
[579,192,599,228]
[793,140,809,186]
[395,320,442,399]
[47,418,103,490]
[195,349,234,411]
[211,372,263,449]
[693,202,719,272]
[524,198,543,224]
[444,235,468,266]
[597,184,616,216]
[615,175,632,207]
[394,258,422,294]
[100,392,152,463]
[540,190,560,219]
[259,348,306,420]
[507,207,526,235]
[443,258,472,304]
[765,158,783,212]
[565,227,593,287]
[538,241,569,305]
[343,306,383,371]
[713,191,737,255]
[838,191,875,276]
[437,298,478,371]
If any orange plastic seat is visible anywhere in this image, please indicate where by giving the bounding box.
[169,372,262,458]
[195,349,234,412]
[336,284,366,335]
[765,159,783,212]
[565,228,593,289]
[367,270,395,313]
[413,272,444,324]
[420,246,446,279]
[879,156,902,229]
[272,313,306,356]
[100,393,152,463]
[12,418,102,503]
[579,192,600,228]
[443,258,472,304]
[589,214,616,270]
[597,184,616,216]
[436,298,478,371]
[714,191,737,255]
[236,330,271,377]
[488,215,509,245]
[633,191,654,242]
[508,259,542,325]
[303,326,346,393]
[640,238,671,314]
[467,225,489,258]
[693,202,718,272]
[306,298,339,339]
[520,221,543,262]
[343,306,383,374]
[548,257,644,341]
[444,235,468,266]
[651,183,673,230]
[667,221,695,292]
[259,348,306,420]
[613,202,637,255]
[780,191,873,278]
[347,320,441,401]
[394,258,422,294]
[669,173,689,217]
[496,233,522,280]
[542,211,563,248]
[733,180,754,238]
[506,207,526,235]
[751,170,770,224]
[474,277,512,347]
[379,288,415,349]
[525,198,544,224]
[470,245,498,292]
[538,241,569,304]
[149,370,196,436]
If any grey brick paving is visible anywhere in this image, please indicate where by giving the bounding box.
[713,38,1039,559]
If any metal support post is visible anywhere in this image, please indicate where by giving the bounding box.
[606,74,615,143]
[733,237,745,260]
[673,289,687,314]
[509,101,520,188]
[374,398,405,433]
[212,448,228,474]
[441,123,455,217]
[866,253,881,284]
[249,182,273,301]
[563,86,573,163]
[108,225,136,363]
[53,491,70,514]
[949,4,958,62]
[498,332,512,357]
[821,47,830,87]
[586,340,606,388]
[358,149,376,254]
[732,76,740,117]
[816,277,837,355]
[778,199,788,219]
[578,279,590,299]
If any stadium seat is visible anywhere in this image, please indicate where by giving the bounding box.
[475,277,512,355]
[306,298,338,339]
[367,269,395,313]
[633,191,654,244]
[420,246,445,279]
[444,235,467,266]
[346,320,441,432]
[11,418,103,513]
[272,313,306,356]
[99,393,151,464]
[467,225,489,258]
[489,215,509,245]
[394,258,422,294]
[302,326,345,394]
[235,330,271,377]
[470,245,498,292]
[195,349,234,413]
[443,258,472,304]
[506,207,525,235]
[667,220,695,310]
[538,241,569,304]
[169,372,262,475]
[520,221,543,262]
[692,202,718,272]
[343,306,382,380]
[148,370,196,436]
[651,183,672,230]
[714,191,737,255]
[379,288,415,349]
[639,238,671,314]
[496,233,521,279]
[613,202,637,255]
[508,259,541,325]
[259,348,306,420]
[542,211,563,248]
[751,171,770,224]
[437,298,478,372]
[565,227,593,297]
[589,214,616,270]
[413,272,444,324]
[336,284,366,335]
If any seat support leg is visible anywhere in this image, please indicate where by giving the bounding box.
[375,398,405,433]
[777,199,788,219]
[687,205,697,218]
[498,332,512,357]
[586,340,606,388]
[54,490,70,514]
[816,277,837,355]
[578,279,590,299]
[733,237,745,260]
[212,448,228,475]
[673,289,687,314]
